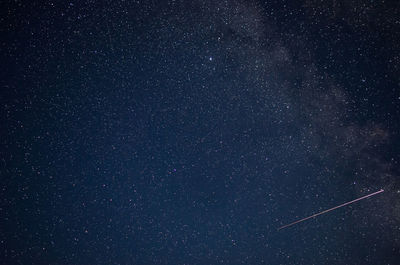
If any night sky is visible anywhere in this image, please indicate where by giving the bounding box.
[1,0,400,264]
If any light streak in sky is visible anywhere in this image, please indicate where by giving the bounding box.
[278,189,384,231]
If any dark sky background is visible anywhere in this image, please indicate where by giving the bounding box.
[1,0,400,264]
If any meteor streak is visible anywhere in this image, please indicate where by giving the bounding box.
[278,189,384,230]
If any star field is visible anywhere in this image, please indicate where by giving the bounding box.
[1,0,400,264]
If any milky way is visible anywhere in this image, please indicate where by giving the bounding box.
[1,0,399,264]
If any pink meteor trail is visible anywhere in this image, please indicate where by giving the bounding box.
[278,189,384,231]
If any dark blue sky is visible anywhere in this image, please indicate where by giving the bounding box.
[1,0,399,264]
